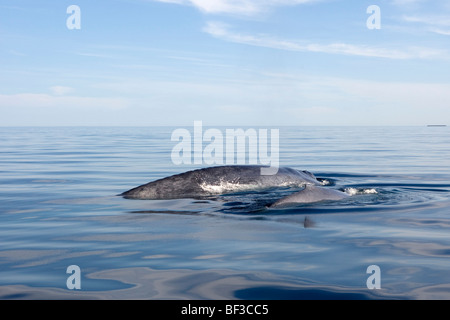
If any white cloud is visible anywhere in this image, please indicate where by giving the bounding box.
[49,86,74,96]
[203,21,447,59]
[153,0,318,15]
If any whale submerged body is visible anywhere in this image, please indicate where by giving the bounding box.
[121,165,320,200]
[121,165,350,206]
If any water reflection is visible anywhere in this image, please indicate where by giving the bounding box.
[0,267,396,300]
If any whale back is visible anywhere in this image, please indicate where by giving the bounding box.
[270,185,349,207]
[121,165,320,200]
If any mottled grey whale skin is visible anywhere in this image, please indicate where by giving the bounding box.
[270,185,349,208]
[121,165,320,200]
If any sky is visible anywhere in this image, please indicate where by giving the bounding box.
[1,0,449,126]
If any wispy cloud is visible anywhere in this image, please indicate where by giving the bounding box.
[203,21,447,59]
[431,28,450,36]
[391,0,424,6]
[0,93,128,110]
[0,92,132,126]
[403,14,450,35]
[8,50,26,57]
[153,0,319,15]
[76,52,118,59]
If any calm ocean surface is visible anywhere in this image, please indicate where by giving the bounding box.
[0,126,449,299]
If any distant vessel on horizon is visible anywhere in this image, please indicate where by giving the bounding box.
[427,125,447,127]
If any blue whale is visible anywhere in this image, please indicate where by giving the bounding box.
[122,165,318,199]
[121,165,349,206]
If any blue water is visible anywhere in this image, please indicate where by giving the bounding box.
[0,126,449,299]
